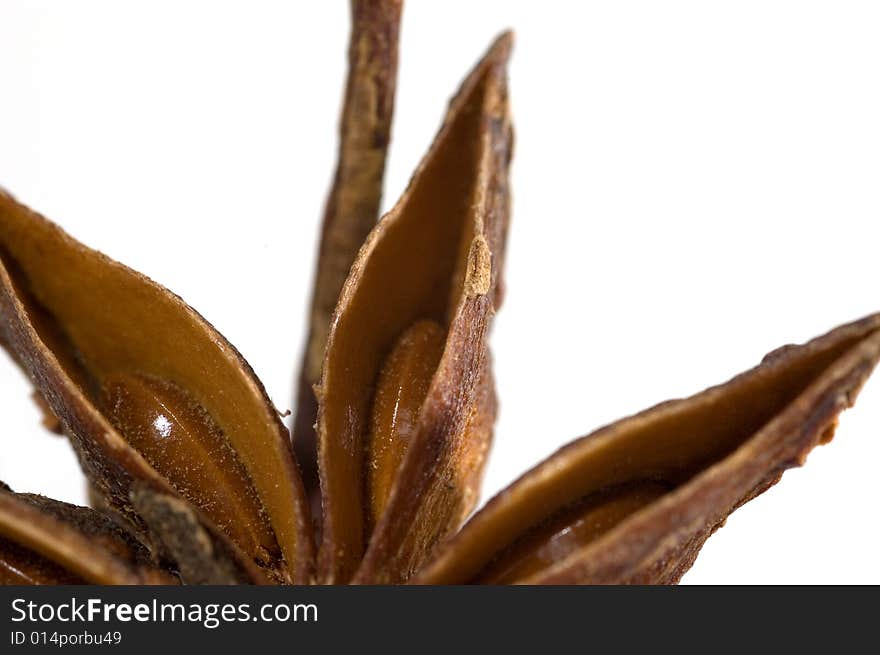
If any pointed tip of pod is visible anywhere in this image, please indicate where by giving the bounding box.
[490,30,515,59]
[413,312,880,585]
[479,31,514,81]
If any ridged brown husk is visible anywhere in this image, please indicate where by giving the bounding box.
[0,482,175,584]
[316,33,513,584]
[294,0,403,514]
[128,485,264,584]
[0,190,312,584]
[414,315,880,584]
[2,5,878,587]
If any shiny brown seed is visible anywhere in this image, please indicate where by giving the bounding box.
[101,373,278,564]
[367,320,445,527]
[0,188,312,584]
[476,482,670,584]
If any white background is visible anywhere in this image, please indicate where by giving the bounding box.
[1,1,878,584]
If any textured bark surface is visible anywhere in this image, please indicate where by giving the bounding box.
[414,315,880,584]
[293,0,403,511]
[130,485,270,584]
[0,483,175,584]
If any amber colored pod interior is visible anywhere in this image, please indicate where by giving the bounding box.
[0,191,310,581]
[318,79,486,578]
[352,34,511,585]
[317,35,509,583]
[101,373,278,564]
[294,0,403,510]
[415,316,880,584]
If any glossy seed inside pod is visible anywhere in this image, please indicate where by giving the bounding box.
[367,320,446,527]
[101,373,278,565]
[476,481,670,584]
[1,180,312,583]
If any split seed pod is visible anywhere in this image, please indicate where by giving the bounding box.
[2,5,878,586]
[0,191,312,583]
[294,0,403,510]
[315,33,513,584]
[415,315,880,584]
[0,482,174,584]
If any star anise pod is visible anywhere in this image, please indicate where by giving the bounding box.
[1,1,878,585]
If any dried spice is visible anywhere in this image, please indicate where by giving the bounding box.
[316,32,511,584]
[1,1,877,585]
[0,188,312,584]
[293,0,403,511]
[0,482,174,584]
[414,315,880,584]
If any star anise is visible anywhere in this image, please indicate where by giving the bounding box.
[1,1,878,586]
